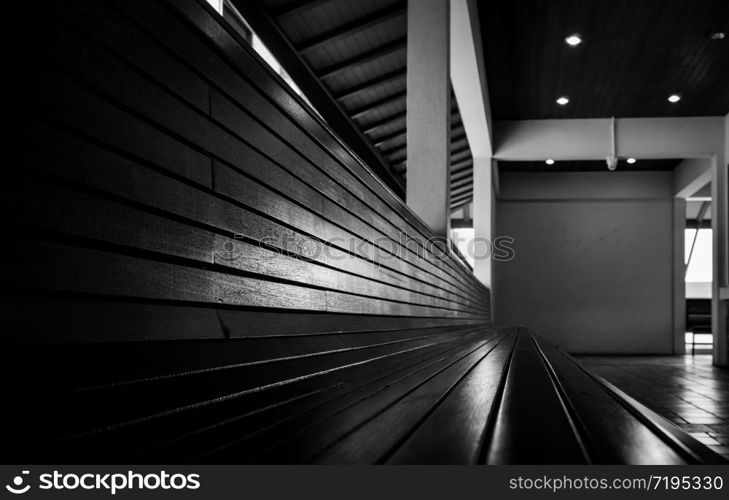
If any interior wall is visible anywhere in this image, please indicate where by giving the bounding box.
[494,171,674,353]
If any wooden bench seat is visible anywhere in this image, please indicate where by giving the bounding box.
[2,0,726,466]
[5,326,726,464]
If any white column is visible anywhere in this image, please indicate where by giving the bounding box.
[473,157,493,288]
[406,0,451,236]
[712,149,728,365]
[450,0,494,297]
[673,198,686,355]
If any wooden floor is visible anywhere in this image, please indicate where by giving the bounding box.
[579,354,729,460]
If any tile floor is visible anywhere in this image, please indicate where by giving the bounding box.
[578,354,729,460]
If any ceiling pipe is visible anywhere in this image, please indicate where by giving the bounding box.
[606,116,618,171]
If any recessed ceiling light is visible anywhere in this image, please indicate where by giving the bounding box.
[565,34,582,46]
[710,32,725,40]
[556,96,569,105]
[668,94,681,103]
[545,159,555,165]
[627,157,637,164]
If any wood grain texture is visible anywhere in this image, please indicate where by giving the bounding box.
[7,0,724,466]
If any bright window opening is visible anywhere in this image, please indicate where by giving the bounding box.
[684,228,712,295]
[685,228,712,352]
[205,0,320,116]
[451,228,475,268]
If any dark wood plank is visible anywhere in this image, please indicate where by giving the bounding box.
[18,52,484,310]
[234,329,499,463]
[1,298,224,343]
[314,331,511,464]
[532,337,688,464]
[483,332,589,464]
[138,329,487,462]
[12,119,483,314]
[121,0,488,300]
[35,328,485,459]
[1,176,477,314]
[386,330,518,464]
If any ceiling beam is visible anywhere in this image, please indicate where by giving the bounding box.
[231,0,404,197]
[451,200,473,212]
[319,37,407,81]
[494,117,725,161]
[450,193,473,206]
[452,169,473,183]
[451,185,474,198]
[372,128,406,147]
[388,151,406,163]
[381,142,406,157]
[349,90,407,120]
[297,3,406,55]
[450,158,473,171]
[451,144,470,157]
[362,111,407,135]
[675,158,712,198]
[452,176,472,189]
[451,191,473,202]
[334,68,406,101]
[274,0,331,21]
[451,148,472,163]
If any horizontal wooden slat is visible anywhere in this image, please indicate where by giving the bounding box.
[97,0,487,301]
[386,330,517,463]
[534,337,724,464]
[11,119,485,314]
[484,333,589,464]
[1,0,500,465]
[1,176,480,315]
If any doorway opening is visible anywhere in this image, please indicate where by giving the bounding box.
[685,198,712,354]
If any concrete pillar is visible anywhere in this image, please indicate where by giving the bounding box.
[712,150,728,365]
[673,198,686,355]
[473,157,493,289]
[406,0,451,236]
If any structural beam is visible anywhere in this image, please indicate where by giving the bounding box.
[673,198,686,355]
[232,0,404,197]
[335,69,407,101]
[450,0,494,298]
[494,117,725,161]
[349,90,407,120]
[712,151,728,365]
[362,111,407,134]
[473,157,493,289]
[319,37,407,80]
[297,3,406,55]
[372,128,406,146]
[450,0,493,159]
[406,0,451,236]
[674,158,711,198]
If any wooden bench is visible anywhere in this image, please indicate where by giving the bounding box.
[5,327,726,464]
[1,0,725,465]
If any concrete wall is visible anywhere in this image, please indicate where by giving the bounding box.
[494,171,675,354]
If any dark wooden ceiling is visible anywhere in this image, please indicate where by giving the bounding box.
[480,0,729,120]
[238,0,473,207]
[499,159,683,173]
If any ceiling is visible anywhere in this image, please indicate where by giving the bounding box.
[240,0,474,207]
[480,0,729,120]
[234,0,728,209]
[499,159,683,173]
